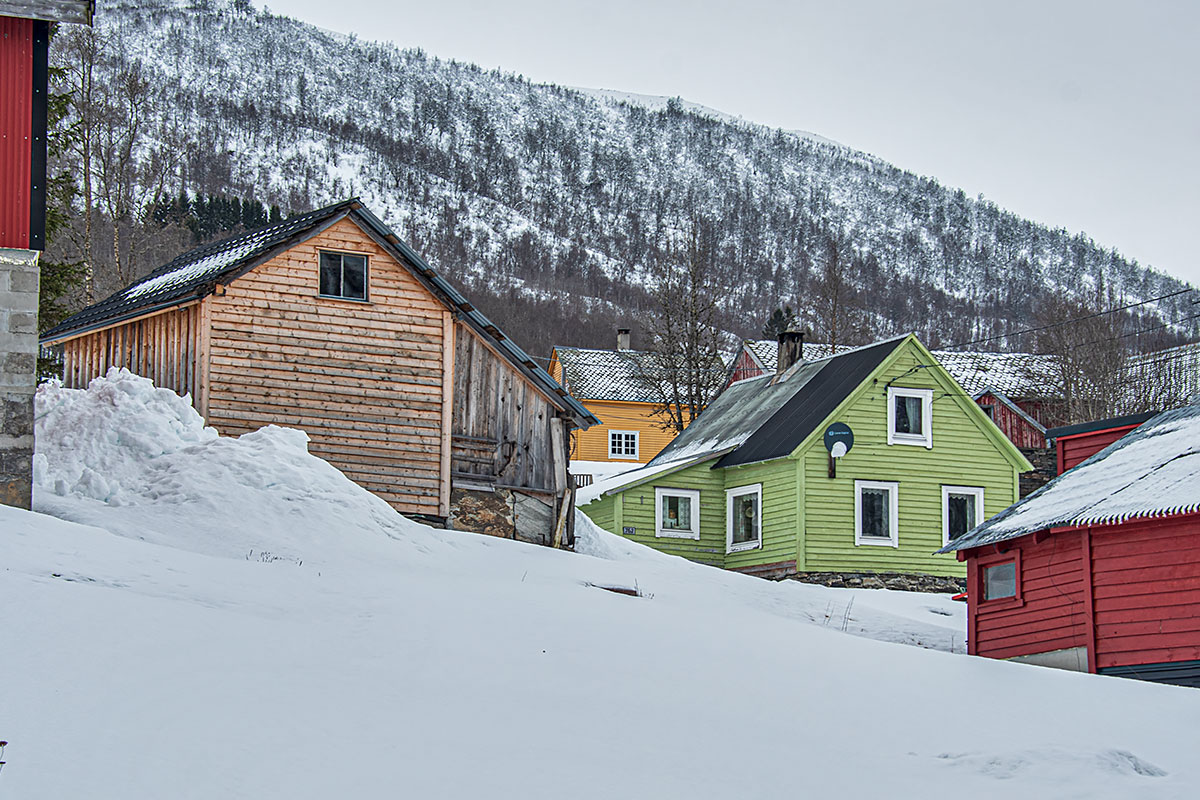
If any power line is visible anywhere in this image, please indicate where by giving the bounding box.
[940,287,1196,351]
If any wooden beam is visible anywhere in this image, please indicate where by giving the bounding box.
[197,297,212,419]
[439,309,454,517]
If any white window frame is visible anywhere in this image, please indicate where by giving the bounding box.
[608,430,640,460]
[655,487,701,540]
[887,387,933,448]
[942,485,985,546]
[726,483,763,554]
[855,480,899,547]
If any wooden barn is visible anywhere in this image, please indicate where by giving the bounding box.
[939,400,1200,687]
[40,199,598,546]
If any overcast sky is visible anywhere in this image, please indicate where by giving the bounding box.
[260,0,1200,287]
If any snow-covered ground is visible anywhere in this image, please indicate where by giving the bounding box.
[2,370,1198,798]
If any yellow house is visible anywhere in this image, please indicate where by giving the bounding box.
[549,332,690,482]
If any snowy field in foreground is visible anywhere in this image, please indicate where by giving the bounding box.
[2,370,1197,798]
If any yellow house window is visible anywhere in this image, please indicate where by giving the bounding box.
[609,430,639,459]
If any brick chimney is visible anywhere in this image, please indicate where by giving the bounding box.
[616,328,631,351]
[776,329,805,376]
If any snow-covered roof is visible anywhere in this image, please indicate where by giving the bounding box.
[41,199,598,429]
[551,346,662,403]
[651,336,907,470]
[575,452,722,505]
[740,340,1061,399]
[940,399,1200,552]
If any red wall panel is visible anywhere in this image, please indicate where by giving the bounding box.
[1,15,33,249]
[1058,425,1139,473]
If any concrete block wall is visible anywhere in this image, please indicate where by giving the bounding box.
[0,248,39,510]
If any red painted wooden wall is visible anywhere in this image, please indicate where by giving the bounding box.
[725,349,765,388]
[976,391,1047,450]
[966,511,1200,672]
[0,15,34,249]
[1056,424,1140,474]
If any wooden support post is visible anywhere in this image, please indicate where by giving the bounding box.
[550,416,568,548]
[439,312,455,518]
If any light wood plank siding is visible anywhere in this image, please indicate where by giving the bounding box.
[204,217,447,516]
[58,304,203,400]
[450,322,558,492]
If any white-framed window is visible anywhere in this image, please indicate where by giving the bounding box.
[855,480,899,547]
[608,430,639,460]
[655,487,701,539]
[887,387,933,448]
[726,483,763,553]
[942,485,985,546]
[318,250,368,300]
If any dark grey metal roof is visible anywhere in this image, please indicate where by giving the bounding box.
[939,400,1200,553]
[1044,411,1159,442]
[742,339,1062,399]
[42,198,597,429]
[649,336,905,469]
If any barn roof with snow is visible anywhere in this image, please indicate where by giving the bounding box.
[43,198,596,427]
[550,346,662,403]
[940,399,1200,552]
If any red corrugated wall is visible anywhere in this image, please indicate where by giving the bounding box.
[967,512,1200,672]
[1,15,34,249]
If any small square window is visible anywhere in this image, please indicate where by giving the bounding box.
[984,561,1017,600]
[855,480,899,547]
[726,484,762,553]
[942,485,985,546]
[319,251,368,300]
[655,487,700,539]
[608,430,639,460]
[887,387,933,448]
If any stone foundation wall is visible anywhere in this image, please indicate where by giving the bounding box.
[788,571,966,594]
[449,486,562,547]
[0,249,39,511]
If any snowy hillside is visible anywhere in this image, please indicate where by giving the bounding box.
[2,370,1198,798]
[59,0,1196,354]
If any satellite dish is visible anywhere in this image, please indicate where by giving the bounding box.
[823,423,854,457]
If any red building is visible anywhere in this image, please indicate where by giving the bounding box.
[940,400,1200,687]
[1,1,93,249]
[1047,411,1158,474]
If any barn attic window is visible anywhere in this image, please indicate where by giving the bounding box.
[319,251,368,300]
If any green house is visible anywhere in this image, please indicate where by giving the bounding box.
[578,334,1033,578]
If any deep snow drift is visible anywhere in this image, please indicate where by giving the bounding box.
[2,370,1197,798]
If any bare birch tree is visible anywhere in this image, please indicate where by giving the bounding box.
[637,218,728,432]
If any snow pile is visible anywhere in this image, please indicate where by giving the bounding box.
[4,373,1199,798]
[33,369,422,562]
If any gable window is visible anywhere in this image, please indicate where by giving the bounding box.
[984,561,1017,601]
[887,387,933,448]
[319,251,368,300]
[942,486,985,546]
[655,487,700,539]
[608,430,639,460]
[726,484,762,553]
[855,480,899,547]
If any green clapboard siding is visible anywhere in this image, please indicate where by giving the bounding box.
[580,336,1025,579]
[799,342,1016,577]
[723,460,799,572]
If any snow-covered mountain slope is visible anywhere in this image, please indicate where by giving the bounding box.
[2,370,1198,798]
[66,0,1195,355]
